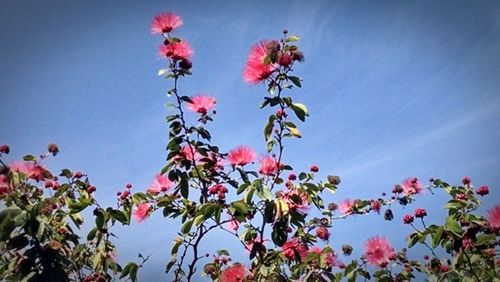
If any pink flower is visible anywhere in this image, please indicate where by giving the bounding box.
[338,199,355,215]
[487,205,500,230]
[187,95,216,115]
[220,264,250,282]
[0,174,10,195]
[151,12,183,34]
[402,177,423,196]
[371,200,381,214]
[147,174,174,194]
[175,145,201,162]
[364,236,396,267]
[9,161,47,181]
[278,189,309,213]
[316,226,330,241]
[133,203,151,222]
[243,41,276,84]
[159,41,193,61]
[228,146,256,166]
[282,237,308,261]
[258,155,278,176]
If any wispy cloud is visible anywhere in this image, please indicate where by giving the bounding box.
[334,100,500,178]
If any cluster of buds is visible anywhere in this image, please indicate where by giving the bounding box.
[117,183,132,202]
[213,255,231,265]
[403,214,414,224]
[462,176,472,186]
[0,144,9,155]
[316,225,330,241]
[310,165,319,172]
[476,185,489,196]
[208,184,228,200]
[414,208,427,218]
[392,184,404,194]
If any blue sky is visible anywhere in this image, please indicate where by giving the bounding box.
[1,0,499,280]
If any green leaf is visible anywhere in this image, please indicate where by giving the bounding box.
[110,209,129,225]
[445,216,463,236]
[87,227,98,241]
[286,35,300,42]
[288,76,302,88]
[0,208,21,241]
[237,183,250,195]
[129,263,138,282]
[475,234,495,246]
[264,115,276,142]
[203,203,217,219]
[432,226,444,248]
[194,214,205,226]
[95,212,105,230]
[291,103,308,122]
[23,155,36,161]
[171,239,182,255]
[231,201,249,215]
[408,233,420,248]
[180,178,189,199]
[68,201,89,213]
[181,219,193,234]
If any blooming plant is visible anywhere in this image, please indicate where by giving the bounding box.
[0,11,498,282]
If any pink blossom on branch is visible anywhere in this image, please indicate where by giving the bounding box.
[159,41,193,61]
[133,203,151,222]
[402,177,423,196]
[151,12,183,34]
[282,237,308,261]
[220,264,250,282]
[364,236,396,267]
[487,205,500,230]
[228,146,256,166]
[338,199,355,215]
[243,41,276,84]
[186,95,216,115]
[308,247,336,267]
[147,174,174,194]
[258,155,279,176]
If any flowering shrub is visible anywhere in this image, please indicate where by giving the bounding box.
[0,11,498,282]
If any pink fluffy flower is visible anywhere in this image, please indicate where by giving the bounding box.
[147,174,174,194]
[151,12,183,34]
[258,155,278,176]
[402,177,423,196]
[364,236,396,267]
[159,41,193,61]
[338,199,355,215]
[220,264,250,282]
[9,161,46,181]
[282,237,308,261]
[487,205,500,230]
[175,145,201,163]
[228,146,256,166]
[187,95,216,115]
[133,203,151,222]
[243,41,276,84]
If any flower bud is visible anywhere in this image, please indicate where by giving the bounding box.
[342,244,353,256]
[414,208,427,218]
[384,209,394,221]
[310,165,319,172]
[476,185,489,196]
[0,144,9,154]
[327,175,341,185]
[47,143,59,156]
[403,214,414,224]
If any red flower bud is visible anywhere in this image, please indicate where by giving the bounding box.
[414,208,427,218]
[476,185,489,196]
[310,165,319,172]
[316,226,330,241]
[403,214,414,224]
[0,144,10,154]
